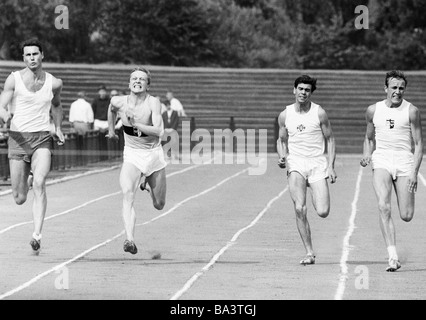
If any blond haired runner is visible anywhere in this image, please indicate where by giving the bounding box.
[107,67,166,255]
[277,75,337,266]
[361,70,423,272]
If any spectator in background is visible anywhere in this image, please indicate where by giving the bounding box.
[110,89,119,98]
[162,99,180,160]
[69,91,94,136]
[92,85,110,133]
[166,91,187,117]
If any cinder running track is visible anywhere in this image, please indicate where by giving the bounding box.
[0,155,425,300]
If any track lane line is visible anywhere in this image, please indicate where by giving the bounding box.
[170,186,288,300]
[0,163,210,236]
[334,167,363,300]
[0,167,248,300]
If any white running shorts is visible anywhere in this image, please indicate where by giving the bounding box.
[372,149,414,180]
[287,154,329,184]
[123,145,167,177]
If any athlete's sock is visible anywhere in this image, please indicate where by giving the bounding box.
[387,246,398,261]
[32,232,42,241]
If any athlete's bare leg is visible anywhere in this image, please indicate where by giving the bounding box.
[30,148,51,237]
[288,172,315,258]
[120,162,141,242]
[146,168,166,210]
[393,176,415,222]
[309,179,330,218]
[9,159,32,206]
[372,168,401,271]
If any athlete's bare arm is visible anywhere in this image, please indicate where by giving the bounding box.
[51,77,64,143]
[277,110,288,168]
[106,96,123,139]
[409,104,423,193]
[361,104,376,167]
[0,74,15,122]
[130,97,164,138]
[319,106,337,183]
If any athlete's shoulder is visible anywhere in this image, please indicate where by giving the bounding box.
[148,95,160,105]
[278,108,289,126]
[408,102,420,120]
[50,73,63,91]
[3,72,16,89]
[365,103,377,122]
[110,95,126,110]
[148,95,161,112]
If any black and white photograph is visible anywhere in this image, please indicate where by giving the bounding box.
[1,0,426,303]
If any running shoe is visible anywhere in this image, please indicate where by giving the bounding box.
[300,254,316,265]
[386,259,401,272]
[123,240,138,255]
[30,238,41,252]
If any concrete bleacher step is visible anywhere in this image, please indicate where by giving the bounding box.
[1,61,426,154]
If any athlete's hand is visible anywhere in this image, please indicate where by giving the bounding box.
[407,175,418,194]
[278,157,286,169]
[360,156,371,167]
[105,130,119,141]
[329,167,337,184]
[0,108,10,123]
[56,128,65,146]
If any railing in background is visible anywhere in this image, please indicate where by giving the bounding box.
[0,116,278,181]
[0,130,125,181]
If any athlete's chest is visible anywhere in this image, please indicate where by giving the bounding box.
[287,112,320,134]
[124,101,152,125]
[20,73,46,93]
[374,107,409,130]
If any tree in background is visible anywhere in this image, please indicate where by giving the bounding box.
[92,0,215,66]
[1,0,425,70]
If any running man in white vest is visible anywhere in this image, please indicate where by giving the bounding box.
[361,70,423,272]
[277,75,337,266]
[106,67,166,255]
[0,39,65,252]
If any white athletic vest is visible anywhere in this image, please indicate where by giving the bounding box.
[285,103,324,157]
[120,95,161,150]
[373,99,412,152]
[10,71,53,132]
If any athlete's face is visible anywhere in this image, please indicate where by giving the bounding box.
[294,83,312,104]
[129,70,150,94]
[23,46,43,71]
[385,78,406,106]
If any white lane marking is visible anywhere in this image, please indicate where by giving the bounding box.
[0,167,247,300]
[0,164,206,236]
[0,166,121,197]
[334,167,363,300]
[170,187,288,300]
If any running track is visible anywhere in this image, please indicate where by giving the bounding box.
[0,155,426,300]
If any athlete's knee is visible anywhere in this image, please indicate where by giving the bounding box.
[400,210,414,222]
[13,192,27,205]
[401,215,413,223]
[122,188,136,202]
[317,207,330,219]
[32,177,46,193]
[153,199,165,210]
[294,204,307,217]
[378,201,391,216]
